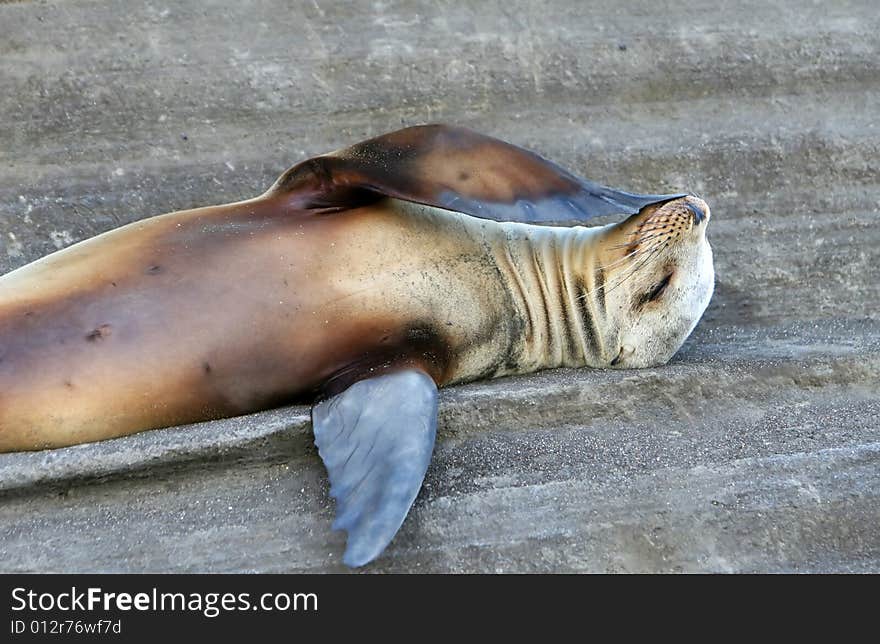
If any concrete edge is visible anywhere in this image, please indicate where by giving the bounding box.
[1,338,877,494]
[0,405,312,494]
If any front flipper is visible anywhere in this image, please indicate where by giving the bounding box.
[312,368,439,567]
[268,124,684,223]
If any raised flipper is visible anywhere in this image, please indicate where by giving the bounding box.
[268,124,685,223]
[312,368,439,567]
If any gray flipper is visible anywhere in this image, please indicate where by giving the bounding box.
[312,369,439,568]
[268,124,685,223]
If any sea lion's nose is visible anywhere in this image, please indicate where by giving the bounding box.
[685,199,708,224]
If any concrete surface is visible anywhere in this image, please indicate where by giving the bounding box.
[0,0,878,572]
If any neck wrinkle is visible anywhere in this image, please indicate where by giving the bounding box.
[495,223,605,373]
[568,227,609,364]
[555,228,593,366]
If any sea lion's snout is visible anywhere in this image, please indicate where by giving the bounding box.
[683,196,710,226]
[685,198,708,225]
[591,195,715,369]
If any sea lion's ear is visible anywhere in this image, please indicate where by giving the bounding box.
[312,368,439,568]
[268,124,685,223]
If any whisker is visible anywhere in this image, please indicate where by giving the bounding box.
[578,238,667,302]
[599,241,668,296]
[592,242,652,272]
[577,248,643,300]
[609,231,672,250]
[621,224,670,238]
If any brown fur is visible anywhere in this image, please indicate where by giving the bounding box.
[0,196,517,451]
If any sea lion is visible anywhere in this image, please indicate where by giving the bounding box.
[0,125,714,566]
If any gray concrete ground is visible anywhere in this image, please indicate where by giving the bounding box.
[0,0,878,572]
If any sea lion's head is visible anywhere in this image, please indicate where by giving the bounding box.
[594,195,714,368]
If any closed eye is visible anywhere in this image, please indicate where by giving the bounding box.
[636,272,673,307]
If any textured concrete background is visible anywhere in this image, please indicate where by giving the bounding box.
[0,0,878,572]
